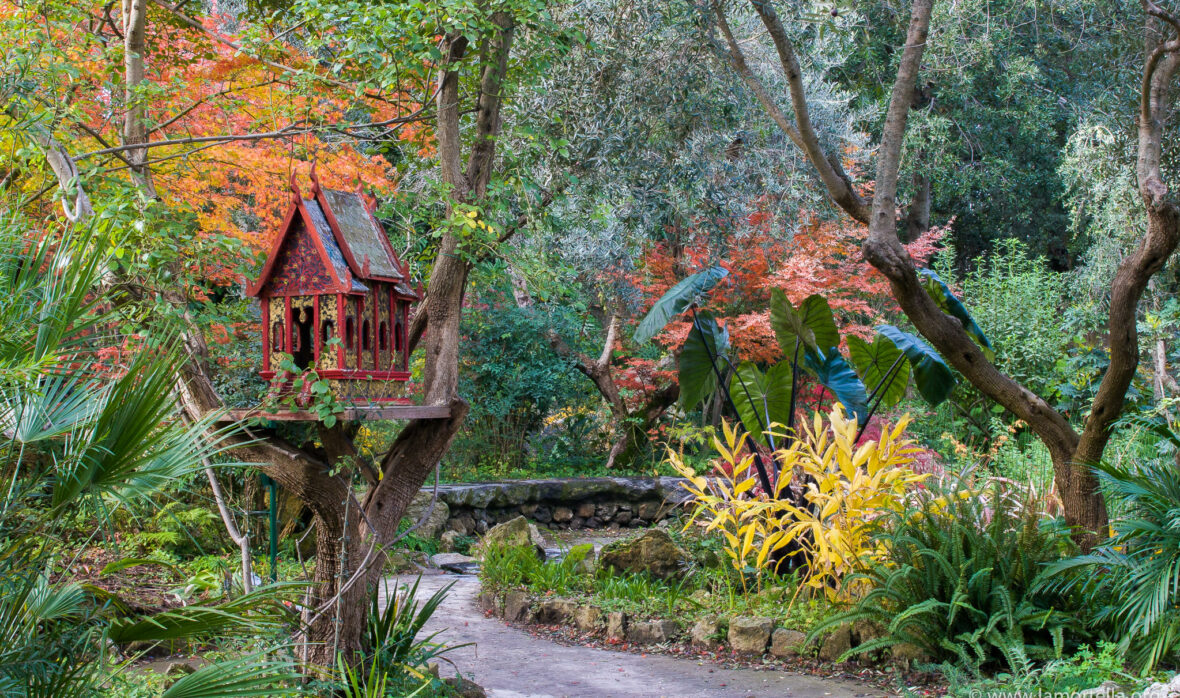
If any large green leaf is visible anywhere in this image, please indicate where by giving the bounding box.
[877,325,957,406]
[770,291,840,359]
[678,311,728,411]
[106,584,298,644]
[161,650,301,698]
[848,335,911,408]
[728,361,793,443]
[803,350,868,424]
[919,269,995,361]
[633,266,728,345]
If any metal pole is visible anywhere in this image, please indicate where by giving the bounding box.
[263,474,278,583]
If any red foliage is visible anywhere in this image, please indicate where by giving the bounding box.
[632,212,944,362]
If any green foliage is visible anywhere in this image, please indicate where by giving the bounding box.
[940,642,1139,698]
[934,240,1070,397]
[728,361,792,443]
[450,286,600,475]
[877,325,957,406]
[770,291,841,358]
[0,213,299,696]
[813,477,1085,674]
[323,578,464,697]
[848,335,909,409]
[480,544,593,597]
[678,311,729,411]
[633,265,728,345]
[1044,457,1180,671]
[919,269,995,361]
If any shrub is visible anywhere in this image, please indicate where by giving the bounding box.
[668,406,926,596]
[1043,458,1180,671]
[479,544,594,597]
[814,476,1085,674]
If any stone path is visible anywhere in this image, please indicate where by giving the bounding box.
[381,573,884,698]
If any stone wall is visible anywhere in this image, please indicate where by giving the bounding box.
[404,477,691,538]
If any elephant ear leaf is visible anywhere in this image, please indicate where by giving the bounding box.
[918,269,994,361]
[848,334,910,409]
[876,325,957,406]
[803,350,868,424]
[678,311,728,411]
[770,291,840,360]
[729,360,793,443]
[634,266,729,345]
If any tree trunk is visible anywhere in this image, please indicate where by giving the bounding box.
[121,0,157,198]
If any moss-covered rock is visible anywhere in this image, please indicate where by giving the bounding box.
[474,516,546,559]
[598,529,687,580]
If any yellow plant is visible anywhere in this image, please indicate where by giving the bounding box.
[669,405,927,599]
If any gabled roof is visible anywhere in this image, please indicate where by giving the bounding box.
[248,169,419,299]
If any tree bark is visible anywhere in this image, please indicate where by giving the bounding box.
[546,316,680,468]
[121,0,157,198]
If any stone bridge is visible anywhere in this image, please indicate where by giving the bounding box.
[404,477,693,538]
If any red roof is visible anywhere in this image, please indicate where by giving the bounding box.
[248,169,417,298]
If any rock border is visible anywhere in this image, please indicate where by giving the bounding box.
[475,587,921,668]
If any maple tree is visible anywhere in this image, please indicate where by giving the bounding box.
[4,0,569,670]
[632,210,944,364]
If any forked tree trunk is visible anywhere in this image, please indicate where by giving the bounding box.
[709,0,1180,550]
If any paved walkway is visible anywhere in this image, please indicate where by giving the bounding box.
[382,574,884,698]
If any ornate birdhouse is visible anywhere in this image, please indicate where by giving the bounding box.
[247,169,418,406]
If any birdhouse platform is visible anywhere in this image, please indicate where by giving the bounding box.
[214,404,451,423]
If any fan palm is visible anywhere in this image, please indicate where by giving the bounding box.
[0,213,302,696]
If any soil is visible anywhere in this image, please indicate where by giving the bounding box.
[381,572,892,698]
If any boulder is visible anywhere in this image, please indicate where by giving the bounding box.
[598,529,687,580]
[476,591,500,614]
[386,550,414,573]
[164,662,196,678]
[819,624,853,663]
[770,628,807,657]
[852,619,885,646]
[627,620,679,645]
[890,642,930,665]
[690,616,723,648]
[475,516,546,559]
[575,501,596,518]
[402,492,450,540]
[566,543,597,575]
[636,500,662,521]
[442,677,487,698]
[553,506,574,523]
[572,605,602,633]
[162,661,198,689]
[534,598,578,624]
[727,616,773,655]
[503,591,531,622]
[440,530,464,552]
[606,611,627,641]
[1142,674,1180,698]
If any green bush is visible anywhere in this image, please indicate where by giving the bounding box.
[941,642,1139,697]
[1044,458,1180,671]
[935,239,1069,397]
[813,476,1086,674]
[479,544,594,597]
